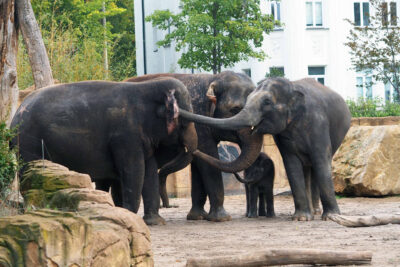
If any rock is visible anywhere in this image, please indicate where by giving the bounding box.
[332,125,400,196]
[0,206,153,267]
[21,160,93,208]
[50,188,114,210]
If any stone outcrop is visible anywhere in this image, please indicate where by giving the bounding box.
[0,160,153,266]
[332,125,400,196]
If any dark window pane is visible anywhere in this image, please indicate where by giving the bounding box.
[315,2,323,26]
[317,78,325,85]
[354,3,361,26]
[382,2,388,26]
[308,66,325,75]
[391,2,397,25]
[277,3,281,21]
[385,83,391,102]
[243,68,251,78]
[363,2,370,26]
[271,3,275,19]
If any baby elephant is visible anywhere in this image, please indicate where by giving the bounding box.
[234,153,275,218]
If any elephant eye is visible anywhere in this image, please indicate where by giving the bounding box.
[263,99,273,106]
[229,106,242,114]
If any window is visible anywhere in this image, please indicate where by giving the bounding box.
[385,82,391,102]
[354,2,370,26]
[242,68,251,78]
[270,1,281,22]
[382,2,397,26]
[267,67,285,77]
[356,76,373,99]
[308,66,325,85]
[306,1,322,27]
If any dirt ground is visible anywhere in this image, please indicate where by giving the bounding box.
[138,193,400,267]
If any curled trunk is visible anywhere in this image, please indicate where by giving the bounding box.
[233,173,261,185]
[194,128,263,173]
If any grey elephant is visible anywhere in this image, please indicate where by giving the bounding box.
[233,152,275,218]
[180,77,351,221]
[11,78,197,225]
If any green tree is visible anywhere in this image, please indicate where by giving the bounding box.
[345,0,400,102]
[146,0,278,74]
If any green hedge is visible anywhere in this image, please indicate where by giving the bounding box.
[346,98,400,117]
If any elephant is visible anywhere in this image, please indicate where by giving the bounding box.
[179,77,351,221]
[11,78,197,225]
[233,152,275,218]
[125,71,264,222]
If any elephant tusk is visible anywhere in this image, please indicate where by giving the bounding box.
[184,146,188,153]
[251,126,255,131]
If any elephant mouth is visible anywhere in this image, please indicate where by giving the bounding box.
[251,119,263,135]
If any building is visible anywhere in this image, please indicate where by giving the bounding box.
[134,0,399,101]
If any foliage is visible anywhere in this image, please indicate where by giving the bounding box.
[146,0,279,74]
[265,68,285,78]
[17,0,136,88]
[0,122,20,198]
[345,0,400,102]
[346,97,400,117]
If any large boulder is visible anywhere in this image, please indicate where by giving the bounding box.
[0,160,153,266]
[332,125,400,196]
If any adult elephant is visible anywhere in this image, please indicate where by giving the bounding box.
[11,78,197,225]
[179,77,351,221]
[125,71,264,221]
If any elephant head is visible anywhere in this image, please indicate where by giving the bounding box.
[180,78,305,172]
[156,78,198,177]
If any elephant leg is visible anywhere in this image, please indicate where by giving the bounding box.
[265,185,275,218]
[258,192,266,216]
[197,138,231,222]
[281,151,313,221]
[142,156,166,226]
[95,179,111,192]
[159,175,170,208]
[112,140,144,213]
[304,166,314,214]
[110,179,122,207]
[247,186,258,218]
[311,153,339,220]
[187,160,208,220]
[311,170,321,215]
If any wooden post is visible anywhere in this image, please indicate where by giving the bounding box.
[186,249,372,267]
[0,0,19,125]
[329,214,400,227]
[16,0,53,89]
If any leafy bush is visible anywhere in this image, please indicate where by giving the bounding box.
[346,97,400,117]
[0,122,20,198]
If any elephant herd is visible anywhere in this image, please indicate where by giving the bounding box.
[11,71,351,225]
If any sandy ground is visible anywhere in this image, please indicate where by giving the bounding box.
[138,193,400,267]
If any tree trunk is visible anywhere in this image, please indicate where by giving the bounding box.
[0,0,19,125]
[329,214,400,227]
[16,0,53,89]
[186,249,372,267]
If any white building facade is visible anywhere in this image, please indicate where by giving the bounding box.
[134,0,399,101]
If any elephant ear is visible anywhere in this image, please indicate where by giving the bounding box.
[165,89,179,134]
[287,89,305,124]
[206,81,217,104]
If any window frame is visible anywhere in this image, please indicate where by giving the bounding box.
[270,0,282,27]
[382,1,398,26]
[353,1,370,26]
[356,75,373,99]
[308,66,326,85]
[306,1,323,28]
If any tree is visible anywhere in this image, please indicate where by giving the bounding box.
[146,0,278,74]
[345,0,400,102]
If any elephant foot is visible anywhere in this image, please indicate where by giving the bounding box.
[143,213,166,226]
[266,211,276,218]
[258,209,267,216]
[313,207,322,215]
[321,208,340,221]
[187,207,208,220]
[247,213,258,218]
[292,210,313,221]
[207,207,232,222]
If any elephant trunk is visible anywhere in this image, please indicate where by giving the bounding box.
[158,122,197,177]
[179,108,259,131]
[193,128,263,173]
[233,172,262,185]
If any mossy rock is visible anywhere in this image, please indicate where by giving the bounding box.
[20,160,93,208]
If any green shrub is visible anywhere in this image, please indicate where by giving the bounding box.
[0,122,20,198]
[346,97,400,117]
